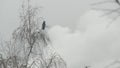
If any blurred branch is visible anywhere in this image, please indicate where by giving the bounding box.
[91,0,120,25]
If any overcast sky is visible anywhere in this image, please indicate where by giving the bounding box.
[1,0,120,68]
[48,10,120,68]
[0,0,103,39]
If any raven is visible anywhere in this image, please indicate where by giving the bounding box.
[42,21,46,30]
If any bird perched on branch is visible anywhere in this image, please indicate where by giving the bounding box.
[42,21,46,30]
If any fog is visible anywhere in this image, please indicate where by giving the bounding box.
[0,0,120,68]
[49,10,120,68]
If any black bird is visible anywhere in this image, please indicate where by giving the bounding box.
[116,0,120,5]
[42,21,46,30]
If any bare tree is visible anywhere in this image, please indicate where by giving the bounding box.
[0,0,67,68]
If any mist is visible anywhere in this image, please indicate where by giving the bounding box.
[0,0,120,68]
[48,10,120,68]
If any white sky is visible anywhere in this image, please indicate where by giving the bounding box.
[1,0,120,68]
[0,0,103,40]
[48,10,120,68]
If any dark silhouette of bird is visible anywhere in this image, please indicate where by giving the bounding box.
[116,0,120,5]
[42,21,46,30]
